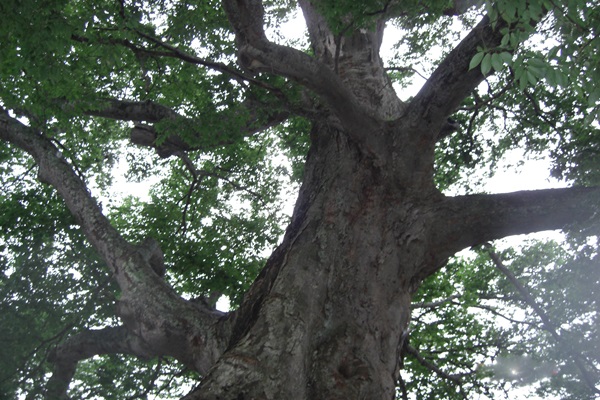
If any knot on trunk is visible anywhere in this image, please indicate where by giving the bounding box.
[237,44,269,73]
[138,237,166,277]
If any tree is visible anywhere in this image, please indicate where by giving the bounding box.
[0,0,599,398]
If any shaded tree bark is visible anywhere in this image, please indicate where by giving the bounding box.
[46,327,156,399]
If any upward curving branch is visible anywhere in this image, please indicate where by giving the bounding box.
[406,15,506,131]
[221,0,382,150]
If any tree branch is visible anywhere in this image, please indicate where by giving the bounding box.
[138,108,288,157]
[82,98,180,122]
[0,109,234,381]
[130,30,269,89]
[0,108,131,268]
[411,294,462,309]
[73,29,281,95]
[405,15,507,133]
[442,0,482,16]
[397,372,409,400]
[81,98,290,157]
[221,0,382,151]
[435,187,600,257]
[405,344,462,384]
[45,326,155,399]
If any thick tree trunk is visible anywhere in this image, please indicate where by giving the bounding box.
[185,6,452,395]
[184,114,446,399]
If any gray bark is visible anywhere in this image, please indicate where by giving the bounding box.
[46,327,155,399]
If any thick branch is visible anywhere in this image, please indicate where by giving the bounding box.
[221,0,382,151]
[0,109,131,269]
[135,105,289,157]
[0,109,234,378]
[81,98,180,122]
[406,15,505,131]
[45,326,155,399]
[436,187,600,257]
[82,98,290,157]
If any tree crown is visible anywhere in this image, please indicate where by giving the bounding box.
[0,0,599,398]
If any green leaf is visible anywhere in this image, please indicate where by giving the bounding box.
[491,53,504,72]
[481,53,492,75]
[545,68,557,86]
[499,52,513,65]
[513,64,525,80]
[555,70,568,88]
[528,65,544,78]
[469,51,485,71]
[526,70,538,85]
[589,89,600,107]
[519,74,529,90]
[501,2,516,22]
[529,58,547,69]
[509,32,520,47]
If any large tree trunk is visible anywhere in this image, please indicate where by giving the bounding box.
[185,5,450,396]
[185,113,447,399]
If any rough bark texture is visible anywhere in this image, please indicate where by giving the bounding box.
[1,1,599,399]
[182,111,449,398]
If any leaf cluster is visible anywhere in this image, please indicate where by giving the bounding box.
[0,161,117,397]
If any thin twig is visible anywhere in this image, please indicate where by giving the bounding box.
[133,30,282,93]
[405,344,462,384]
[412,294,462,309]
[385,66,428,81]
[397,372,409,400]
